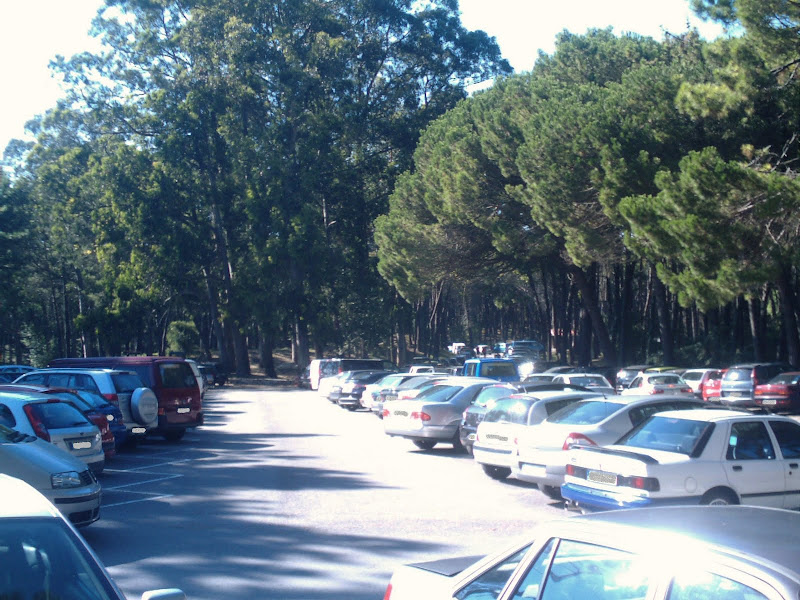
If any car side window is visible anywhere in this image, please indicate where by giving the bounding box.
[769,420,800,459]
[454,544,534,600]
[668,570,769,600]
[0,405,15,427]
[630,377,642,388]
[536,540,652,600]
[510,539,555,599]
[49,374,71,387]
[20,373,46,385]
[726,422,776,460]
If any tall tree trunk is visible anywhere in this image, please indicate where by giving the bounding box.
[652,265,674,365]
[776,266,800,367]
[567,263,618,367]
[259,326,277,378]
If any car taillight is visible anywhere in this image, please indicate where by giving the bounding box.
[680,387,692,394]
[562,432,596,450]
[619,475,660,491]
[23,404,50,442]
[382,408,389,418]
[411,411,431,422]
[649,388,665,394]
[102,393,119,405]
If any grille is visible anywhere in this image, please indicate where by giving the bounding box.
[79,470,96,485]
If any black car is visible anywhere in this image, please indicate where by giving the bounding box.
[199,363,227,387]
[333,371,395,410]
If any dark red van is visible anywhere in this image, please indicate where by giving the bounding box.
[48,356,203,441]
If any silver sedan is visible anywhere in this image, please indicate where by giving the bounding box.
[383,376,496,451]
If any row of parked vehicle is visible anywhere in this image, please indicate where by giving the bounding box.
[317,358,800,512]
[0,356,212,529]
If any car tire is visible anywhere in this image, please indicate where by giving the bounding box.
[163,428,186,442]
[413,440,437,450]
[701,488,738,506]
[540,485,563,501]
[481,465,511,480]
[130,387,159,426]
[451,432,465,453]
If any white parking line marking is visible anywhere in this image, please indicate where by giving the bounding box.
[104,494,175,508]
[104,474,183,490]
[104,458,192,472]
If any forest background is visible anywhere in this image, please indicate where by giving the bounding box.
[0,0,798,377]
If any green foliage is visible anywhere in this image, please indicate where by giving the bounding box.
[167,320,199,355]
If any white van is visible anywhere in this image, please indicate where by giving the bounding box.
[309,359,337,390]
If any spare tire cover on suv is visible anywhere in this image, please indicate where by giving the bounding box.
[131,387,159,427]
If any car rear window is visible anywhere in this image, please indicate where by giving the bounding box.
[485,398,534,424]
[483,363,518,377]
[724,368,752,381]
[767,373,800,385]
[415,385,462,403]
[569,376,608,387]
[618,416,714,455]
[681,371,703,382]
[28,402,88,428]
[159,363,197,389]
[111,373,147,393]
[548,400,625,425]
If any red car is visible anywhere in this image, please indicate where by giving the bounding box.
[754,371,800,412]
[701,369,725,402]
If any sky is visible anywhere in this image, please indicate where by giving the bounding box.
[0,0,725,155]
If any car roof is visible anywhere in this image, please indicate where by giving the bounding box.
[0,475,61,519]
[22,367,134,375]
[557,505,800,575]
[650,407,785,422]
[0,389,59,403]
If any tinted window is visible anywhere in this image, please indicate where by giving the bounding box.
[726,421,776,460]
[668,570,768,600]
[414,385,462,403]
[455,544,534,600]
[548,401,625,425]
[769,420,800,459]
[543,397,584,417]
[510,539,555,600]
[569,376,609,388]
[159,363,196,389]
[18,373,46,385]
[724,368,752,382]
[28,402,89,428]
[0,405,16,427]
[111,372,146,393]
[681,371,703,382]
[766,372,800,385]
[72,390,109,409]
[618,416,713,455]
[485,398,535,424]
[483,363,518,377]
[338,359,383,372]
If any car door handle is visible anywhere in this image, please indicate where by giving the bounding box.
[790,463,799,469]
[732,465,743,472]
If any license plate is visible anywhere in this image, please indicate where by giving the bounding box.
[177,407,190,413]
[587,470,617,485]
[132,427,146,434]
[394,410,408,417]
[762,399,777,406]
[520,463,546,477]
[72,441,92,450]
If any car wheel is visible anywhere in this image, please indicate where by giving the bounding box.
[346,405,357,411]
[451,432,465,453]
[130,387,159,426]
[540,485,563,501]
[413,440,437,450]
[163,429,186,442]
[701,488,738,506]
[481,465,511,480]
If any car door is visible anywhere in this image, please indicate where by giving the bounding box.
[767,419,800,509]
[723,420,785,508]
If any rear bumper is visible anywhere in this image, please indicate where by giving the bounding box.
[561,482,702,511]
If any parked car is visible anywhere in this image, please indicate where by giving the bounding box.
[372,374,449,417]
[48,357,203,441]
[319,372,350,402]
[513,395,705,499]
[383,504,800,600]
[462,358,520,382]
[333,370,394,410]
[680,368,720,397]
[0,364,35,383]
[361,373,423,412]
[184,359,206,398]
[618,372,693,396]
[505,340,544,358]
[199,362,227,387]
[522,373,555,383]
[720,362,791,408]
[308,358,336,391]
[0,474,185,597]
[0,384,122,459]
[383,377,497,451]
[14,368,157,443]
[562,408,800,511]
[754,371,800,413]
[458,382,595,454]
[550,373,614,395]
[614,364,650,393]
[702,368,726,402]
[0,390,105,474]
[0,428,101,527]
[472,391,599,481]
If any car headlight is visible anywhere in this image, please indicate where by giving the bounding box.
[107,414,114,422]
[52,471,83,489]
[94,433,101,443]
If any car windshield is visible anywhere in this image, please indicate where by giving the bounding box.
[767,372,800,385]
[548,400,625,425]
[414,385,462,403]
[568,376,608,387]
[648,375,682,385]
[0,517,119,599]
[617,416,714,456]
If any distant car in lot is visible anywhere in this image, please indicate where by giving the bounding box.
[702,368,726,402]
[618,372,693,396]
[383,377,496,451]
[562,408,800,511]
[754,371,800,413]
[361,373,422,412]
[522,373,555,383]
[513,395,705,500]
[472,391,599,480]
[0,364,35,382]
[383,504,800,600]
[0,474,185,598]
[0,390,105,474]
[462,358,520,382]
[332,370,394,410]
[373,374,449,417]
[680,368,720,397]
[550,373,614,395]
[199,362,227,387]
[614,364,651,393]
[720,362,791,408]
[14,368,158,443]
[0,427,101,527]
